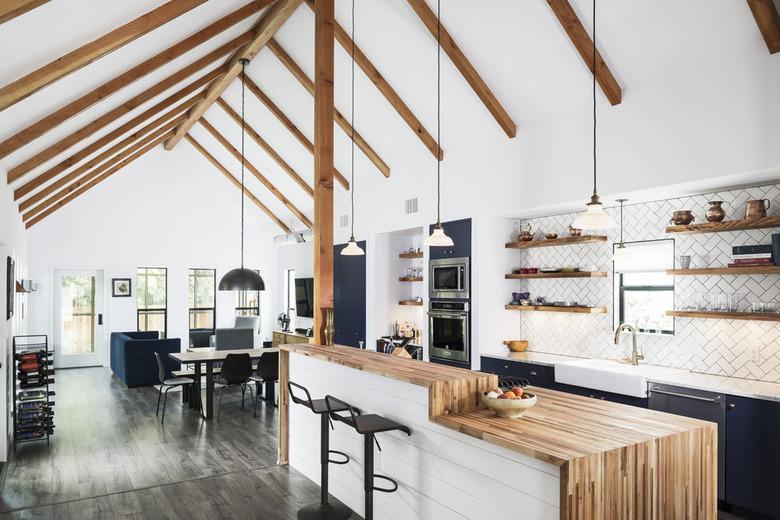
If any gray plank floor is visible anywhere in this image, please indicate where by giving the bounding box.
[0,367,329,519]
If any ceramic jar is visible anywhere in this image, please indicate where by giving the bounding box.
[706,201,726,222]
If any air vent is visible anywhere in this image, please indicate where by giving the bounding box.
[339,214,349,228]
[404,197,419,215]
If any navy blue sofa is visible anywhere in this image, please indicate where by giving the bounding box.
[110,331,181,387]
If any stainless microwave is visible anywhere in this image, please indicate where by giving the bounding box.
[429,257,469,299]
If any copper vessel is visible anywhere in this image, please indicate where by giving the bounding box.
[705,201,726,222]
[569,226,582,237]
[670,210,694,225]
[745,199,770,219]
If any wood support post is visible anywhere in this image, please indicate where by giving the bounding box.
[313,0,335,345]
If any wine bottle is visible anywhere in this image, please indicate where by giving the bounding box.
[18,400,54,410]
[19,379,55,389]
[18,390,56,401]
[16,429,54,441]
[18,370,54,381]
[17,410,53,421]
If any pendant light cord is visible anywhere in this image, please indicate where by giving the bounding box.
[436,0,441,225]
[240,59,247,269]
[350,0,356,240]
[592,0,597,198]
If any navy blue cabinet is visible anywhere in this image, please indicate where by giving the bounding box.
[429,218,471,259]
[554,383,648,408]
[333,241,366,348]
[480,356,555,388]
[726,395,780,518]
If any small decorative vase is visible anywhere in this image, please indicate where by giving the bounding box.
[323,307,335,346]
[706,201,726,222]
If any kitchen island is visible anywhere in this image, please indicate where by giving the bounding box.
[277,344,716,520]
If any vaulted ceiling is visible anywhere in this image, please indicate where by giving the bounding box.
[1,0,777,232]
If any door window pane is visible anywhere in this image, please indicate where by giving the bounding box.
[189,269,215,331]
[137,267,167,338]
[61,275,96,355]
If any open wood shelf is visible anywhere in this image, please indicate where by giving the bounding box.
[399,252,423,259]
[505,304,608,314]
[665,216,780,235]
[667,266,780,276]
[398,300,423,306]
[505,235,608,249]
[505,271,608,279]
[398,276,423,282]
[666,310,780,322]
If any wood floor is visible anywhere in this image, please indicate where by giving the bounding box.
[0,367,332,519]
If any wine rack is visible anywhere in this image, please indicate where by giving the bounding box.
[12,335,54,447]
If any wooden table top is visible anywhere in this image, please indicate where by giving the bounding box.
[280,343,713,466]
[170,347,278,363]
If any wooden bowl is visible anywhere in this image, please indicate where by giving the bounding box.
[518,233,533,242]
[545,233,558,240]
[481,392,537,419]
[504,340,528,352]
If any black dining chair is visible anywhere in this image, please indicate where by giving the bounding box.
[249,351,279,416]
[154,353,195,424]
[217,353,254,421]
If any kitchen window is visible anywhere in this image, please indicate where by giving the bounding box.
[614,239,675,335]
[236,270,261,317]
[189,268,215,332]
[137,267,167,338]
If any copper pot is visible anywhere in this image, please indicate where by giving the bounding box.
[569,226,582,237]
[670,210,695,225]
[706,201,726,222]
[745,199,770,219]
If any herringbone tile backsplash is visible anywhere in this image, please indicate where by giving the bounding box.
[512,184,780,383]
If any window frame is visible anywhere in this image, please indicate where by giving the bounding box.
[236,270,261,317]
[613,239,676,336]
[189,268,216,332]
[137,267,168,339]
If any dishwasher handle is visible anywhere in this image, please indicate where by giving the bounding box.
[649,388,721,404]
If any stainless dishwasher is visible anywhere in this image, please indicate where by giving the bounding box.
[648,382,726,500]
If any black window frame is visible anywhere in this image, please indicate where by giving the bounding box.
[137,267,168,339]
[189,268,216,333]
[613,239,675,336]
[236,270,261,317]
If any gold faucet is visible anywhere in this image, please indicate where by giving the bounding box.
[614,323,643,366]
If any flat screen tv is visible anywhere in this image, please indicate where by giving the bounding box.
[295,278,314,318]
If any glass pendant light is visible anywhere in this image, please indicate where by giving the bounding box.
[219,59,266,291]
[341,0,364,256]
[571,0,616,231]
[424,0,454,248]
[612,199,632,260]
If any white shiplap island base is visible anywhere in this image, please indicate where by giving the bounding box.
[277,344,717,520]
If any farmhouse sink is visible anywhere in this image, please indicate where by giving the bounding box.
[554,358,688,398]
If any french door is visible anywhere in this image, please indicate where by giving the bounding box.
[54,270,104,368]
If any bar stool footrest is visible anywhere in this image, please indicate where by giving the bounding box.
[297,501,352,520]
[328,450,350,465]
[372,474,398,493]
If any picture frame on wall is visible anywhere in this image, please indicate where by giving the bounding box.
[112,278,131,298]
[6,256,14,320]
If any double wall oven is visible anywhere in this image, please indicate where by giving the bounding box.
[429,257,470,366]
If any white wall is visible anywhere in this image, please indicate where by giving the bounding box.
[0,163,30,463]
[273,241,314,331]
[26,145,280,360]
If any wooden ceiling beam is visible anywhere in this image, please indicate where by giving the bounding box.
[546,0,622,106]
[303,0,442,160]
[405,0,516,138]
[267,38,390,177]
[165,0,303,150]
[215,97,313,196]
[0,0,51,25]
[0,1,269,159]
[198,117,313,228]
[243,75,349,189]
[11,69,214,192]
[6,32,240,184]
[18,99,193,210]
[23,117,184,222]
[25,132,173,229]
[184,134,291,233]
[747,0,780,53]
[0,0,207,110]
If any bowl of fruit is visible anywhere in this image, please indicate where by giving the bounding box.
[482,385,537,419]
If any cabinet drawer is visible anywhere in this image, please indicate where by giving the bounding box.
[479,357,554,387]
[555,383,648,408]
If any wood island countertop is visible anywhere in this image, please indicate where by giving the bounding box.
[278,343,717,519]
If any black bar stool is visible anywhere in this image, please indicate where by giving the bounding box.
[288,382,354,520]
[325,396,411,520]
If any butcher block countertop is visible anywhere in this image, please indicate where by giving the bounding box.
[278,344,717,519]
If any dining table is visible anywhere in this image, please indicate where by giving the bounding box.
[169,347,279,420]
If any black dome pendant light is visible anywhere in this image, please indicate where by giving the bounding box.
[219,58,265,291]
